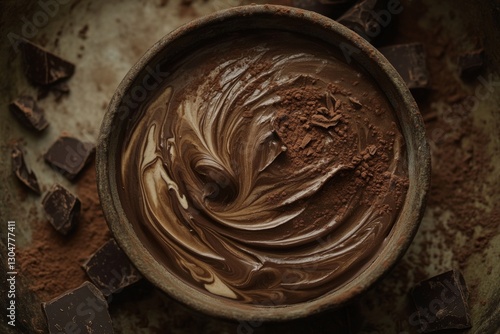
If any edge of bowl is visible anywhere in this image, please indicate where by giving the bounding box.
[96,4,431,322]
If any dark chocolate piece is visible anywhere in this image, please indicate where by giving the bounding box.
[42,281,114,334]
[42,184,80,235]
[18,38,75,86]
[286,0,355,17]
[9,96,49,132]
[410,270,472,333]
[337,0,379,41]
[83,239,142,296]
[38,81,71,101]
[379,43,429,89]
[11,144,41,195]
[44,135,95,180]
[458,49,484,79]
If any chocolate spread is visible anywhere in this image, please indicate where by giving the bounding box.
[118,31,409,305]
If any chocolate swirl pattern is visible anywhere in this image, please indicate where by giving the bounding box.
[119,32,408,305]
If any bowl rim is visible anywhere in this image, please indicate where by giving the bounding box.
[96,4,431,322]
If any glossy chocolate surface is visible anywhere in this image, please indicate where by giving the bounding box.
[118,31,408,305]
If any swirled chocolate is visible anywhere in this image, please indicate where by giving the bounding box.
[118,31,409,305]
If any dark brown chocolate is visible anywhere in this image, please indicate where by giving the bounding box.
[458,49,484,79]
[337,0,379,40]
[42,281,114,334]
[11,144,41,195]
[44,135,95,180]
[379,43,429,89]
[9,96,49,132]
[38,81,71,101]
[42,184,80,235]
[285,0,356,18]
[83,239,142,297]
[119,31,409,305]
[18,38,75,86]
[410,270,472,333]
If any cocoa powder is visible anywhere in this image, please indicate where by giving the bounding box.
[382,1,500,270]
[10,1,499,331]
[271,79,408,216]
[17,163,112,301]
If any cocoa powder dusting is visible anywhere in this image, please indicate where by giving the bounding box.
[271,78,408,217]
[6,1,499,332]
[17,163,112,301]
[356,2,500,328]
[385,2,500,270]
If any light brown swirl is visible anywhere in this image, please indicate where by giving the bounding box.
[119,31,408,305]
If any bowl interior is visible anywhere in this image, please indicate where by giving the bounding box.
[97,4,430,321]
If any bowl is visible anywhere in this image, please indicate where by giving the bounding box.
[96,4,430,322]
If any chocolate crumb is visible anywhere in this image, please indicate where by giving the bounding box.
[78,24,89,39]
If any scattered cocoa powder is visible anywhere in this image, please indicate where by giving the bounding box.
[270,78,408,218]
[17,163,112,301]
[8,1,499,332]
[379,1,500,270]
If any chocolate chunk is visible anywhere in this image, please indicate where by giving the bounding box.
[11,144,41,195]
[18,38,75,86]
[38,81,71,101]
[337,0,380,41]
[9,96,49,132]
[83,239,142,296]
[42,281,114,334]
[458,49,484,79]
[378,43,429,89]
[410,270,472,333]
[44,135,95,180]
[42,184,80,235]
[286,0,356,17]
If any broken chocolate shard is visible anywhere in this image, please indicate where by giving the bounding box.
[286,0,356,18]
[378,43,429,89]
[83,239,142,297]
[458,49,484,79]
[410,269,472,333]
[337,0,380,41]
[11,144,41,195]
[42,184,80,235]
[42,281,114,334]
[9,96,49,132]
[44,135,95,180]
[38,81,71,101]
[18,38,75,86]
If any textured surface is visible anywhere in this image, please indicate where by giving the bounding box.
[0,0,499,333]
